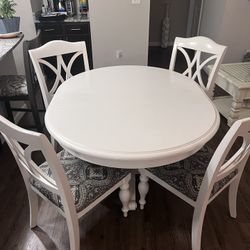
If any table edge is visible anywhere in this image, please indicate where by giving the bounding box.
[45,66,221,168]
[0,34,24,61]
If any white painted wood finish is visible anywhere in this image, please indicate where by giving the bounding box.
[139,117,250,250]
[206,62,250,127]
[45,66,220,169]
[0,115,131,250]
[29,40,90,109]
[169,36,227,98]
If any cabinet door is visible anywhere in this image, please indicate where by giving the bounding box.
[39,23,63,44]
[64,23,93,68]
[64,23,90,36]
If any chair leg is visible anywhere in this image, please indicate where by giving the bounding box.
[191,205,207,250]
[229,177,241,218]
[27,188,39,228]
[66,216,80,250]
[51,137,58,151]
[4,101,15,123]
[29,95,44,132]
[119,180,130,217]
[138,170,149,210]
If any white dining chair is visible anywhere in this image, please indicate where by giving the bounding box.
[29,40,90,109]
[0,115,131,250]
[138,117,250,250]
[169,36,227,98]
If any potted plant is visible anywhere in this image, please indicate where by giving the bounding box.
[0,0,20,34]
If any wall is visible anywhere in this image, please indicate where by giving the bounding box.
[0,0,37,75]
[199,0,250,63]
[220,0,250,62]
[186,0,203,36]
[13,0,37,74]
[149,0,190,45]
[89,0,150,68]
[30,0,43,12]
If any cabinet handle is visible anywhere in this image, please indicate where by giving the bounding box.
[44,28,55,32]
[70,28,81,31]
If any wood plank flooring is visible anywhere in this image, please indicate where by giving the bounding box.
[1,47,250,249]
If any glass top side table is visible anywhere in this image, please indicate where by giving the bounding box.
[207,62,250,126]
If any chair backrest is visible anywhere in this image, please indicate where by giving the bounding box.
[23,30,41,95]
[169,36,227,98]
[198,118,250,204]
[29,40,90,108]
[0,115,76,217]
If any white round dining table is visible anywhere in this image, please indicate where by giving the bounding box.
[45,65,220,169]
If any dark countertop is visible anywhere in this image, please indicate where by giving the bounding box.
[0,34,24,61]
[35,13,90,23]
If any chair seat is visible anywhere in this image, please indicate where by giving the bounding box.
[147,145,237,201]
[31,150,129,213]
[0,75,28,97]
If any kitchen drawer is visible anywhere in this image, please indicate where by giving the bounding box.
[66,34,90,42]
[40,24,63,35]
[64,23,90,35]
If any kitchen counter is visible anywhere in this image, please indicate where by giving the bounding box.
[34,13,89,23]
[0,34,24,61]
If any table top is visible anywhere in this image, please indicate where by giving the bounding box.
[45,66,220,168]
[0,34,24,61]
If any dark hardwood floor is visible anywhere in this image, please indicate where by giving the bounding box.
[0,47,250,250]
